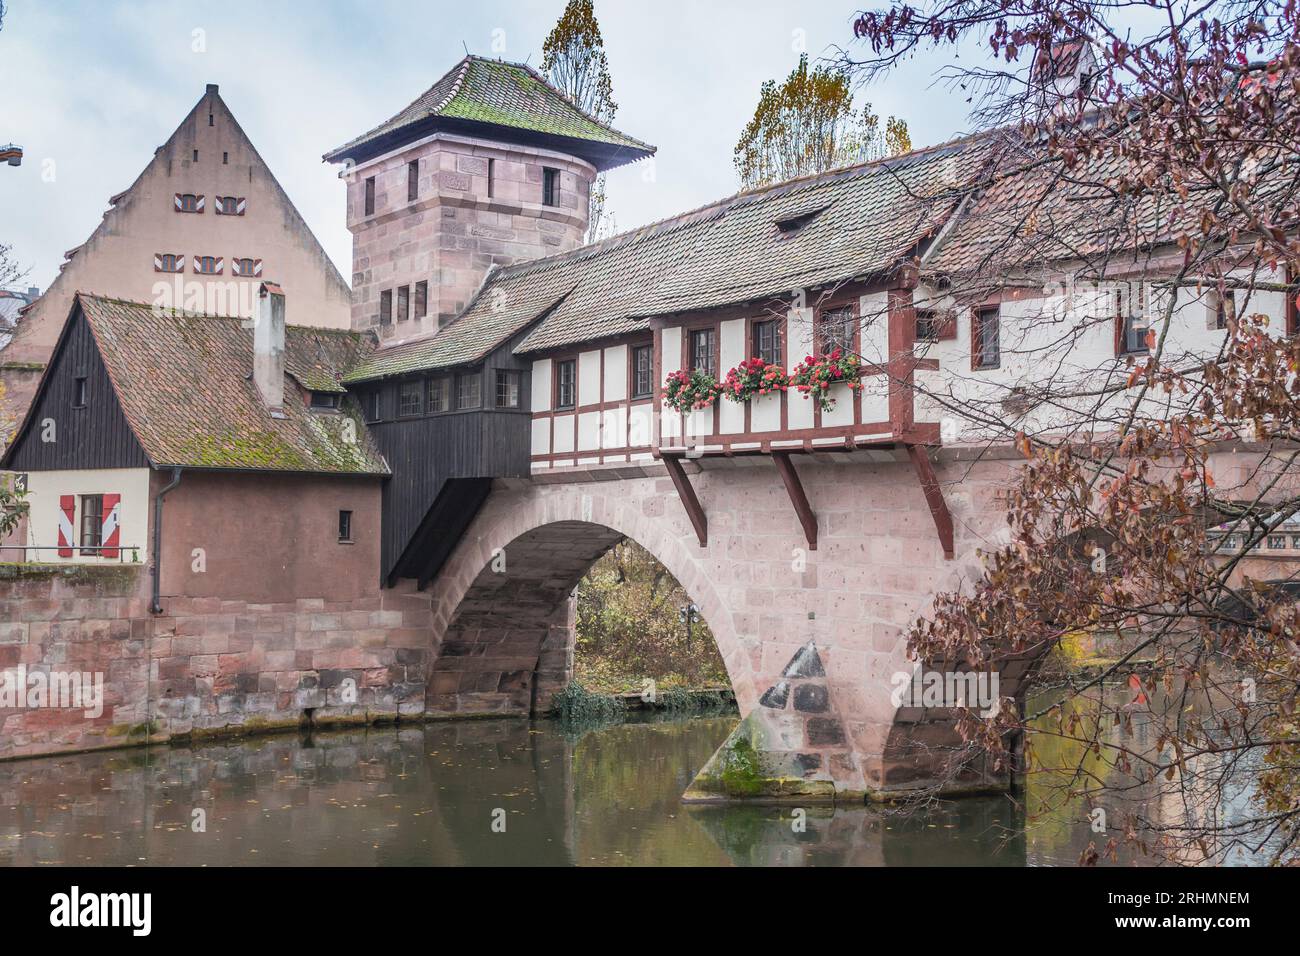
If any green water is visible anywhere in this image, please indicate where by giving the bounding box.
[0,713,1102,867]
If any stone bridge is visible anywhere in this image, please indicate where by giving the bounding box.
[420,450,1020,801]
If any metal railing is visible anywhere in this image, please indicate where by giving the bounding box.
[0,544,142,563]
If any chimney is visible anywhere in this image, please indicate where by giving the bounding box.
[254,281,286,417]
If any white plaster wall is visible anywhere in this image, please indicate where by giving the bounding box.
[21,468,152,564]
[603,345,628,403]
[531,359,552,412]
[578,350,601,407]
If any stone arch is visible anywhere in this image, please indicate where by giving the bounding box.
[422,480,754,718]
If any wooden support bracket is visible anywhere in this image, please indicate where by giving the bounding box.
[772,451,817,550]
[906,444,955,560]
[662,455,708,547]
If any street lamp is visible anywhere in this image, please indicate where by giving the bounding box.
[678,602,700,651]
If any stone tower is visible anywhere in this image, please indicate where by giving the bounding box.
[325,56,655,340]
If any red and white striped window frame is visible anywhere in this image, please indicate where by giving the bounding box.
[193,255,224,275]
[215,196,246,216]
[153,253,185,273]
[174,193,204,213]
[232,257,262,277]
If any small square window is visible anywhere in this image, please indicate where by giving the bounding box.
[414,280,428,319]
[974,306,1001,370]
[379,289,392,326]
[542,167,560,207]
[818,308,854,353]
[364,176,376,216]
[689,329,718,377]
[487,158,496,199]
[397,285,410,323]
[427,377,449,413]
[496,370,521,408]
[73,377,87,408]
[363,390,382,423]
[338,510,353,543]
[457,373,482,410]
[398,379,423,417]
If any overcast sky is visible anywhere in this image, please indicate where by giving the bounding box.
[0,0,973,293]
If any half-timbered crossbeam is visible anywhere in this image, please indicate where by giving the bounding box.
[772,451,817,550]
[662,455,708,547]
[906,444,955,560]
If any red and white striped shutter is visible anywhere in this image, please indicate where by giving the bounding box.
[174,194,183,212]
[191,256,200,273]
[57,495,75,557]
[236,197,246,215]
[253,258,262,277]
[195,195,205,213]
[101,494,121,559]
[214,257,224,275]
[153,253,163,272]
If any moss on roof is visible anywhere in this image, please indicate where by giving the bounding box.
[78,295,388,475]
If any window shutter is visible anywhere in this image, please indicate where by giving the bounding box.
[253,258,263,277]
[174,194,183,212]
[57,495,75,557]
[937,311,957,341]
[101,494,121,559]
[195,195,205,213]
[236,197,246,215]
[153,253,163,272]
[214,257,224,275]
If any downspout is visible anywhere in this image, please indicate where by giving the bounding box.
[150,466,182,614]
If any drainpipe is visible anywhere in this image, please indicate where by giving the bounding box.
[150,467,183,614]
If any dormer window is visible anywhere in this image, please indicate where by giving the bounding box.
[775,207,825,237]
[309,391,341,410]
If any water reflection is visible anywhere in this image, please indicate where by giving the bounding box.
[0,709,1263,866]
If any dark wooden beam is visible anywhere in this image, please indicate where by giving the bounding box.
[907,445,954,559]
[662,455,707,547]
[772,452,817,550]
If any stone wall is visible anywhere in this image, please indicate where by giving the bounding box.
[0,563,434,760]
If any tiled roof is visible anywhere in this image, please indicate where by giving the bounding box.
[341,134,990,381]
[79,295,388,475]
[323,56,654,167]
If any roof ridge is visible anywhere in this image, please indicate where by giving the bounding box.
[486,130,989,283]
[75,293,363,337]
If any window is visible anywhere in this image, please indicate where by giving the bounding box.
[408,160,419,202]
[364,176,376,216]
[752,320,780,365]
[338,510,353,543]
[457,373,482,410]
[915,309,940,342]
[1288,265,1299,336]
[414,280,428,319]
[222,151,229,165]
[1291,534,1300,549]
[487,158,496,199]
[310,391,340,410]
[155,253,183,273]
[73,377,87,408]
[363,390,382,423]
[175,193,203,213]
[1117,287,1149,355]
[775,209,824,236]
[426,377,450,413]
[379,289,392,325]
[818,307,855,353]
[495,370,522,409]
[397,285,410,323]
[555,359,576,409]
[1212,289,1235,331]
[690,328,718,377]
[1268,534,1287,550]
[194,255,222,275]
[233,257,260,278]
[973,306,1001,369]
[192,149,199,162]
[79,495,103,554]
[542,167,560,207]
[632,344,654,399]
[208,113,214,127]
[398,379,423,417]
[215,195,244,216]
